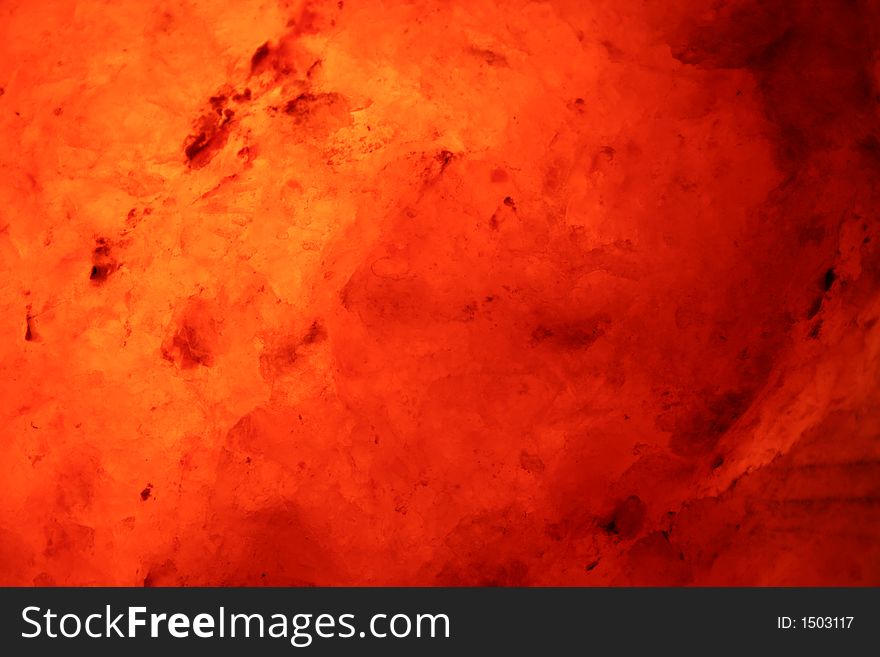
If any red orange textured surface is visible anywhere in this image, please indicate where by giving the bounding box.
[0,0,878,586]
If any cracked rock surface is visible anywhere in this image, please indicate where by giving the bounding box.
[0,0,878,585]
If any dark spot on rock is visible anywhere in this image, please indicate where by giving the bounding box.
[251,42,270,72]
[603,495,646,539]
[140,484,153,501]
[531,317,608,350]
[531,325,554,342]
[25,311,35,341]
[232,88,252,102]
[519,450,545,474]
[806,294,824,319]
[503,196,516,209]
[89,265,109,282]
[469,47,508,67]
[490,167,508,183]
[93,238,111,257]
[306,59,323,79]
[284,93,315,115]
[161,299,219,369]
[183,112,232,169]
[585,559,600,571]
[89,238,118,285]
[711,454,724,469]
[283,92,351,135]
[601,40,624,60]
[435,149,454,172]
[823,267,836,291]
[301,320,326,345]
[184,131,208,160]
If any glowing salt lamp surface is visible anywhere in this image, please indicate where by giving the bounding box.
[0,0,878,586]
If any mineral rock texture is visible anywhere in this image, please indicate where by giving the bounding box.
[0,0,878,585]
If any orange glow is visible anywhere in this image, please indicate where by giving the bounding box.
[0,0,879,586]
